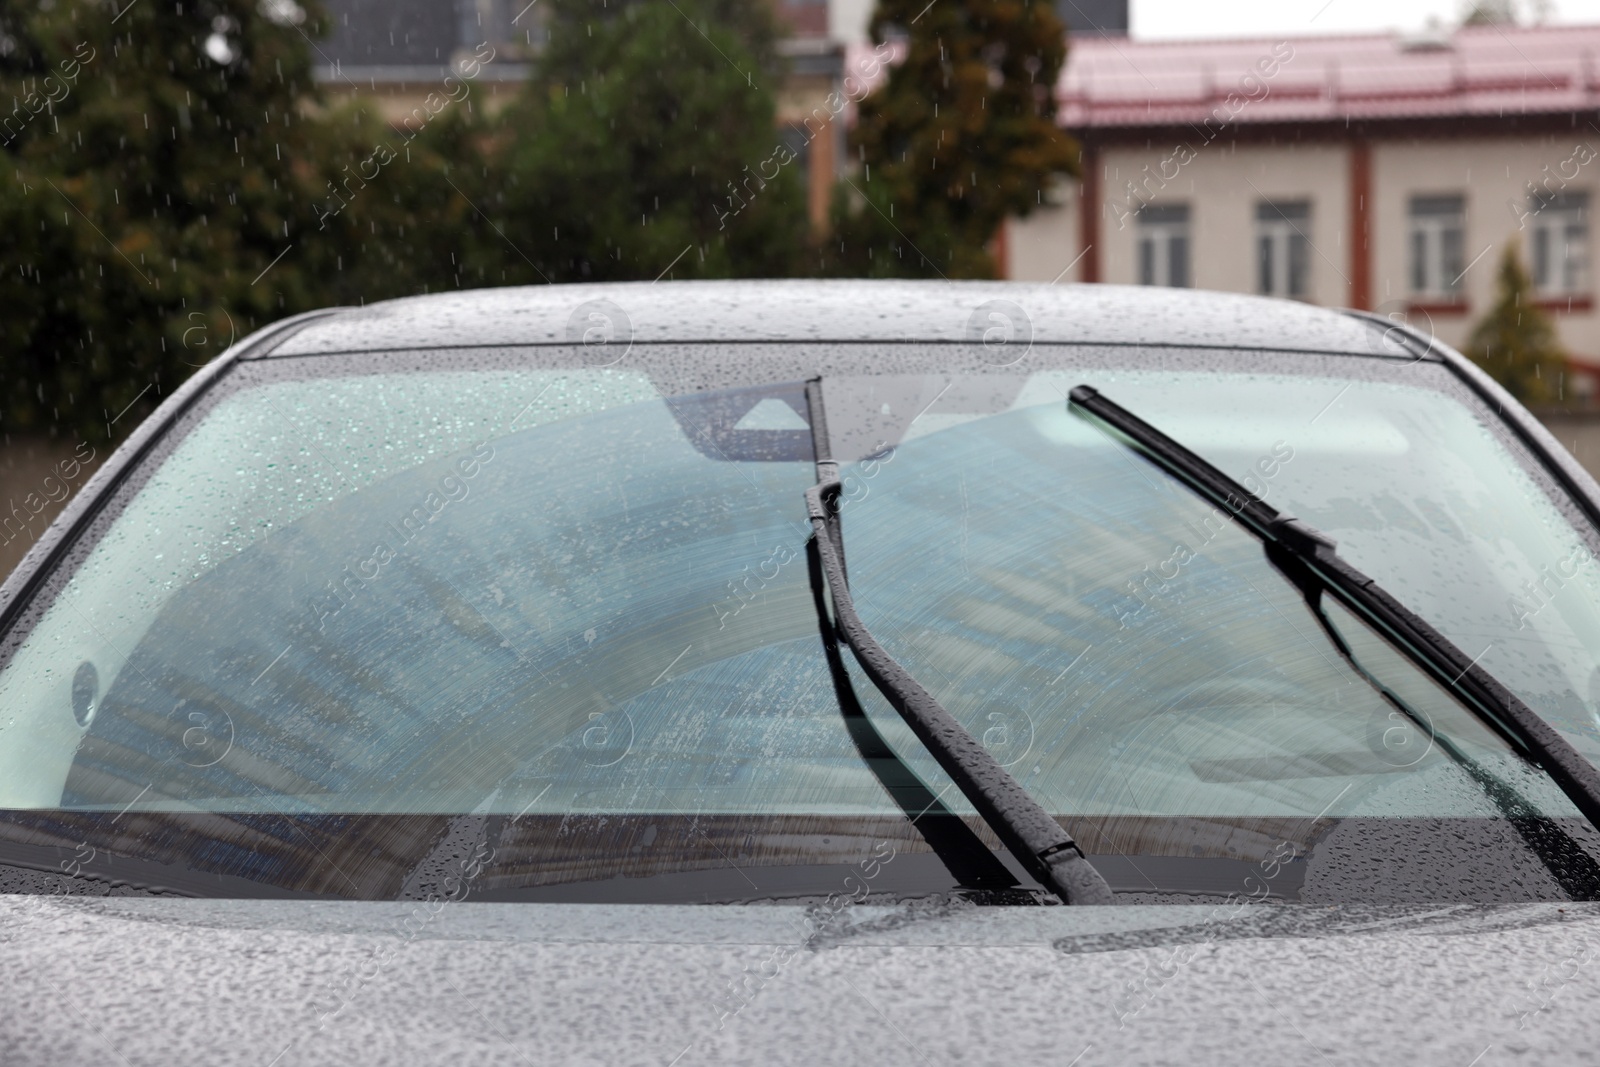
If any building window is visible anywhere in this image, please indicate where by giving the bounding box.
[1256,200,1311,299]
[1137,204,1190,288]
[1530,191,1589,296]
[1409,194,1466,300]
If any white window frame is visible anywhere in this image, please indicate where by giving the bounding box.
[1409,195,1467,300]
[1529,191,1590,297]
[1256,200,1311,300]
[1136,204,1191,289]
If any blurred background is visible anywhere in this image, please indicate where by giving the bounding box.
[4,0,1600,575]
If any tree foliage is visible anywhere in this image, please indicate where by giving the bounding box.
[482,0,808,283]
[537,0,785,88]
[1459,0,1552,26]
[825,0,1079,278]
[1465,242,1567,404]
[0,0,344,440]
[0,0,511,440]
[0,0,1086,441]
[297,93,501,301]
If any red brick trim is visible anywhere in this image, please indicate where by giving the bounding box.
[1079,143,1101,283]
[1535,296,1596,314]
[1406,300,1472,315]
[1350,140,1371,311]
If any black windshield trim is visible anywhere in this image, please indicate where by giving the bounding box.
[1358,310,1600,551]
[253,338,1444,362]
[1069,383,1600,837]
[803,379,1113,905]
[0,308,350,647]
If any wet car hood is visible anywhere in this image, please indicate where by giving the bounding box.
[5,897,1597,1065]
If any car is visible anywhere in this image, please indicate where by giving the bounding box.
[4,279,1600,1064]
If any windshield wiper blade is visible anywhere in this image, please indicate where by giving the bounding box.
[804,537,1032,898]
[1069,384,1600,835]
[803,380,1113,905]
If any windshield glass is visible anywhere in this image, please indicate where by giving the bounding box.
[3,344,1600,903]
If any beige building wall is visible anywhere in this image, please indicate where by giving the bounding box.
[1368,135,1600,360]
[1100,141,1348,304]
[1012,140,1351,301]
[1007,179,1082,284]
[1009,131,1600,372]
[320,80,528,124]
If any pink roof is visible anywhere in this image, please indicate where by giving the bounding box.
[1059,23,1600,128]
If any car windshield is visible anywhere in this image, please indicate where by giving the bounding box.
[4,342,1600,903]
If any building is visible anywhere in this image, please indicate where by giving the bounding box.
[1002,22,1600,400]
[311,0,857,231]
[311,0,535,115]
[310,0,1137,234]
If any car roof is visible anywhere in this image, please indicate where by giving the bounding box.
[267,280,1389,357]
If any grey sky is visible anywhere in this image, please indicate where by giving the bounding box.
[1130,0,1600,40]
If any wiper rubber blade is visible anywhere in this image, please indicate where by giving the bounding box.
[803,380,1113,905]
[1069,384,1600,835]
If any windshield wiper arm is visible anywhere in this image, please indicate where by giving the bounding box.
[803,380,1113,905]
[1069,384,1600,835]
[804,537,1032,898]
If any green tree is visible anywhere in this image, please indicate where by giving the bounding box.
[0,0,485,440]
[0,0,341,441]
[484,0,808,283]
[1465,242,1567,404]
[296,94,503,301]
[824,0,1079,278]
[536,0,785,88]
[1460,0,1552,26]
